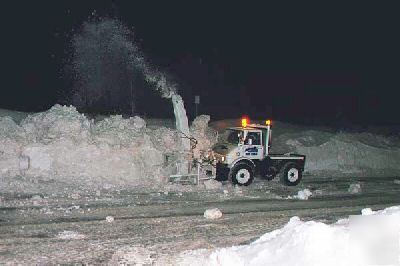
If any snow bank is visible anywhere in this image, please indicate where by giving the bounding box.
[272,129,400,176]
[0,105,216,188]
[177,205,400,266]
[0,116,26,177]
[0,108,29,123]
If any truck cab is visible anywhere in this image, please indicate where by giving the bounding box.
[212,118,306,186]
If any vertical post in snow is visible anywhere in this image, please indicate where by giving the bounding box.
[195,95,200,118]
[130,79,134,116]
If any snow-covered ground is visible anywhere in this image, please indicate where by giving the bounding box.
[176,205,400,266]
[1,175,400,265]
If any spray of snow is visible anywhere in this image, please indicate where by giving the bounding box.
[177,205,400,266]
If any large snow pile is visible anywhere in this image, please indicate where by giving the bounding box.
[0,108,29,123]
[274,130,400,176]
[0,105,215,187]
[0,116,27,177]
[177,205,400,266]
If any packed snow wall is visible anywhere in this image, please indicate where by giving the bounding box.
[273,129,400,176]
[0,105,216,187]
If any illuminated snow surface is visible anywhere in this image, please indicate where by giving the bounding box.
[177,206,400,266]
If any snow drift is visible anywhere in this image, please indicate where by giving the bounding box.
[177,205,400,266]
[273,129,400,176]
[0,105,216,187]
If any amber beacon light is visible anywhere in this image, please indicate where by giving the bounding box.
[241,117,249,127]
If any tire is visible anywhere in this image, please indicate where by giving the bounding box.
[264,166,278,181]
[279,162,302,186]
[230,163,254,186]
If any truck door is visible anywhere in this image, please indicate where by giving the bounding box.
[243,131,263,160]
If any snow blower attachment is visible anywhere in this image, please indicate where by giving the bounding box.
[167,131,209,185]
[169,117,306,186]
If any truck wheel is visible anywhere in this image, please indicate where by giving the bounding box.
[279,162,302,186]
[230,163,254,186]
[264,166,278,180]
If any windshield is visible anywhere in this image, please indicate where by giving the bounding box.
[220,129,243,145]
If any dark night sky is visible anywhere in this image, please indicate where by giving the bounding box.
[1,1,400,126]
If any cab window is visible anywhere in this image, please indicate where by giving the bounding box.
[225,129,243,145]
[245,132,261,145]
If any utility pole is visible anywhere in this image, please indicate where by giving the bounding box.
[194,95,200,117]
[130,79,134,116]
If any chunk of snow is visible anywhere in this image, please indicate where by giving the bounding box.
[204,208,223,220]
[179,205,400,266]
[348,183,362,194]
[297,188,312,200]
[361,208,374,215]
[56,230,85,240]
[132,116,146,130]
[288,189,312,200]
[106,216,115,223]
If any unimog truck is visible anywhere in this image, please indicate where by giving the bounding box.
[211,118,306,186]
